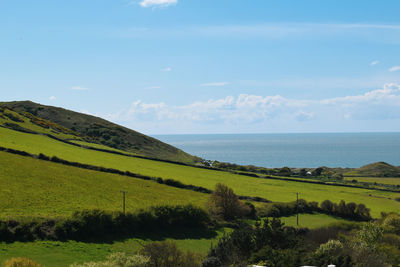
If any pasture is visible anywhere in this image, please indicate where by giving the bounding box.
[0,151,208,218]
[1,127,400,217]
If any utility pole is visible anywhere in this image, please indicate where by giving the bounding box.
[120,190,127,215]
[296,192,299,226]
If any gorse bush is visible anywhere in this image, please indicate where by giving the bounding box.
[3,257,42,267]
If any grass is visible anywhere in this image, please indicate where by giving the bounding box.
[69,140,133,154]
[0,151,208,218]
[1,101,198,164]
[345,176,400,186]
[0,108,79,140]
[1,127,400,218]
[280,213,354,229]
[0,228,229,267]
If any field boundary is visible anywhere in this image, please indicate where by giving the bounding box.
[0,146,271,203]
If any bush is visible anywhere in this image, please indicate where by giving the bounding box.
[382,213,400,235]
[207,183,251,221]
[140,241,203,267]
[3,257,42,267]
[201,257,222,267]
[70,252,150,267]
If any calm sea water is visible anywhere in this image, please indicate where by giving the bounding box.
[153,133,400,168]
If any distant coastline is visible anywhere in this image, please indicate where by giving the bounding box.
[154,132,400,168]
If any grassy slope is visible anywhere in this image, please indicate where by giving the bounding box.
[0,227,229,267]
[0,107,80,140]
[0,151,208,218]
[1,127,400,217]
[344,162,400,177]
[1,101,198,164]
[344,177,400,186]
[281,213,352,229]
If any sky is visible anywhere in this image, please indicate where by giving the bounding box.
[1,0,400,134]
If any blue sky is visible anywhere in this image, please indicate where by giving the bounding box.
[1,0,400,134]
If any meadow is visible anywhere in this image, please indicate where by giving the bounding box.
[344,176,400,186]
[0,227,229,267]
[281,213,352,229]
[1,127,400,217]
[0,151,208,218]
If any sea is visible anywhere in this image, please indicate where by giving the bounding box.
[153,133,400,168]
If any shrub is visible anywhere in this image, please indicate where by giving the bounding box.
[70,252,150,267]
[3,257,42,267]
[201,257,222,267]
[382,213,400,235]
[207,183,251,221]
[140,241,203,267]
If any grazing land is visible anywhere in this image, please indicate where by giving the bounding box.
[0,227,229,267]
[0,151,208,218]
[1,127,400,217]
[281,213,353,229]
[344,176,400,186]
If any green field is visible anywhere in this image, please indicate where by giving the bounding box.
[1,126,400,217]
[0,227,228,267]
[345,176,400,186]
[281,213,353,229]
[0,151,208,218]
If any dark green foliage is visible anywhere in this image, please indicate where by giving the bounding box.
[140,241,203,267]
[3,112,24,122]
[259,199,371,221]
[207,218,304,266]
[1,205,210,242]
[201,257,222,267]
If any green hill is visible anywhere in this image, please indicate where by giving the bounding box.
[0,101,200,164]
[0,150,208,219]
[1,125,400,217]
[345,162,400,177]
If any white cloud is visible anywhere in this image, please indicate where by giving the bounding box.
[71,86,89,91]
[139,0,177,8]
[370,60,379,66]
[102,83,400,133]
[49,96,56,101]
[201,82,230,87]
[148,86,161,89]
[162,67,172,72]
[389,66,400,72]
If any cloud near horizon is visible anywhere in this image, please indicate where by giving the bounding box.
[103,83,400,133]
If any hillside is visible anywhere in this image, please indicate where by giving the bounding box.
[0,151,208,218]
[1,126,400,217]
[345,162,400,177]
[0,101,200,164]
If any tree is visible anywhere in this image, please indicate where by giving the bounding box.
[320,200,334,214]
[312,167,324,177]
[299,169,307,177]
[207,183,250,220]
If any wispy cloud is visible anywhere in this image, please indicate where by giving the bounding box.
[161,67,172,72]
[201,82,230,87]
[139,0,177,8]
[389,66,400,72]
[370,60,379,66]
[49,96,56,101]
[71,86,89,91]
[148,86,161,89]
